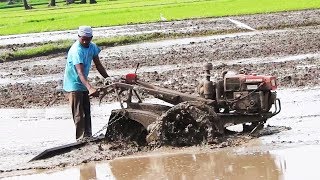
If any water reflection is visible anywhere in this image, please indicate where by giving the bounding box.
[6,145,320,180]
[80,163,96,180]
[109,150,281,180]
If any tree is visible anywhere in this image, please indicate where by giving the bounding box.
[66,0,96,4]
[66,0,74,4]
[23,0,32,9]
[80,0,97,4]
[48,0,55,6]
[7,0,15,5]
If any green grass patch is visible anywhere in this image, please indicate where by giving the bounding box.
[95,33,167,46]
[0,0,319,35]
[0,30,231,62]
[0,33,165,62]
[0,40,72,62]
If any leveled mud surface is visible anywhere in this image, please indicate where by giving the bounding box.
[1,9,320,177]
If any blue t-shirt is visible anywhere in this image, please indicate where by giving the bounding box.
[63,40,101,92]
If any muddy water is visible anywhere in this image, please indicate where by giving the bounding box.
[1,87,320,178]
[61,145,320,180]
[0,98,171,171]
[261,87,320,145]
[0,103,120,170]
[4,145,320,180]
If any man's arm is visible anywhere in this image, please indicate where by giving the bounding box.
[75,63,97,96]
[93,56,109,78]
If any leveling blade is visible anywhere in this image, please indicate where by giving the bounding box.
[29,137,104,161]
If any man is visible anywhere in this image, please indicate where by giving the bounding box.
[63,26,109,140]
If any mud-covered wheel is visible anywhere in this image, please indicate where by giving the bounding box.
[159,101,224,146]
[105,110,148,146]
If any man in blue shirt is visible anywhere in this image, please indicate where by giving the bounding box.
[63,26,109,140]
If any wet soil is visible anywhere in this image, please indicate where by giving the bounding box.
[1,9,320,177]
[1,9,320,108]
[0,125,290,178]
[2,86,320,178]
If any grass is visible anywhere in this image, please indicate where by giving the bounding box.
[0,0,320,35]
[0,0,319,62]
[0,30,229,62]
[0,40,72,62]
[0,33,166,62]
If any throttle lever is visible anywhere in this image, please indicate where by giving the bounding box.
[135,63,140,74]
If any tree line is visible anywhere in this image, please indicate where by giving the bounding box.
[6,0,97,10]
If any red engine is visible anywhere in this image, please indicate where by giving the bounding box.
[198,64,278,114]
[125,73,138,84]
[221,73,278,113]
[224,73,277,92]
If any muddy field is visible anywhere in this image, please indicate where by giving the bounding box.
[1,9,320,178]
[1,9,320,108]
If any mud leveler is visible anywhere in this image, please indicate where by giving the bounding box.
[31,63,281,161]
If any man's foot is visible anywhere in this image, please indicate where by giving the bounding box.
[76,136,93,142]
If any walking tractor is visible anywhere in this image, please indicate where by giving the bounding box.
[30,62,281,161]
[99,63,281,146]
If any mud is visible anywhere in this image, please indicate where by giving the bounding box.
[1,10,320,108]
[1,85,320,178]
[5,144,320,180]
[0,125,288,178]
[1,9,320,178]
[159,101,223,146]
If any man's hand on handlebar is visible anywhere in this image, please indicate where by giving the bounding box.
[88,87,100,97]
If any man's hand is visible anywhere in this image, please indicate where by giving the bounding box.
[88,87,99,97]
